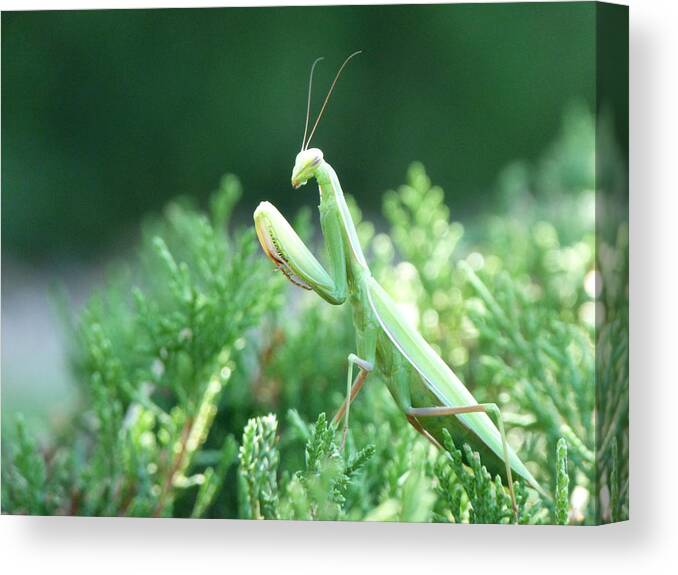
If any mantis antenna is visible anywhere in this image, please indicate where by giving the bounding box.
[304,50,362,150]
[301,57,324,152]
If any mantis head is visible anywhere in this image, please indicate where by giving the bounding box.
[291,51,361,189]
[291,148,323,189]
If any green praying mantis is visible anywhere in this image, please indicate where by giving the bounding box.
[253,52,546,516]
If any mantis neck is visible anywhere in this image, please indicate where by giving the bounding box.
[313,160,378,365]
[315,161,369,272]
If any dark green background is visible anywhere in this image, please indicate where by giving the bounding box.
[2,3,598,262]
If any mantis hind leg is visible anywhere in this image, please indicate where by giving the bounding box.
[406,403,518,520]
[332,354,373,450]
[406,414,444,450]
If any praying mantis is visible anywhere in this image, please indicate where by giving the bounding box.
[253,53,545,516]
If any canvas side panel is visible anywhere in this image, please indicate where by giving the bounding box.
[594,1,629,525]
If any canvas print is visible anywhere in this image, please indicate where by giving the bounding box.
[1,2,628,525]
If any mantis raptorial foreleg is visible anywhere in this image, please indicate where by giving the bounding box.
[406,403,518,516]
[254,201,347,305]
[332,354,373,449]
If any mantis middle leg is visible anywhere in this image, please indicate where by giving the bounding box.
[332,353,373,449]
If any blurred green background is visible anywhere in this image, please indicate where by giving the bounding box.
[2,3,601,420]
[2,3,600,260]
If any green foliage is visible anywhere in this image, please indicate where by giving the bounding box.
[555,438,570,525]
[191,435,238,518]
[239,413,375,521]
[2,108,626,524]
[595,226,629,523]
[432,428,545,525]
[3,176,282,518]
[239,414,280,519]
[609,437,619,523]
[2,416,50,515]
